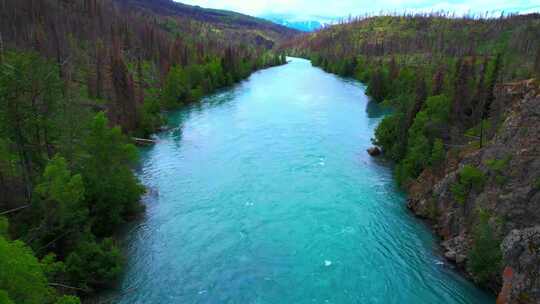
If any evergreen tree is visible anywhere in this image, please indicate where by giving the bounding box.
[367,68,386,102]
[406,76,427,130]
[80,113,144,236]
[0,236,54,304]
[32,156,87,251]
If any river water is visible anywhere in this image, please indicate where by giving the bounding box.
[113,58,494,303]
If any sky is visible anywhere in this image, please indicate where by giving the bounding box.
[178,0,540,20]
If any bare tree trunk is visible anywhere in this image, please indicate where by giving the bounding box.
[0,32,4,64]
[479,119,484,148]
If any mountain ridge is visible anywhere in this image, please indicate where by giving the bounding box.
[116,0,299,38]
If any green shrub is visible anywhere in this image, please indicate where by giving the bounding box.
[485,157,511,185]
[0,290,15,304]
[0,217,7,238]
[0,237,54,304]
[430,139,446,167]
[451,165,486,204]
[66,237,123,289]
[485,156,511,172]
[374,114,404,161]
[460,165,486,190]
[451,182,468,204]
[535,177,540,190]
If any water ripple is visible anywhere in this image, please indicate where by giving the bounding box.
[111,58,494,304]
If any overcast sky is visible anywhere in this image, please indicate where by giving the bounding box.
[178,0,540,19]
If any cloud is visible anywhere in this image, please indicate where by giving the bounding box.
[177,0,540,18]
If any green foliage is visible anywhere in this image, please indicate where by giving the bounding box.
[430,139,446,167]
[137,92,165,138]
[367,68,388,102]
[81,113,144,236]
[424,95,451,125]
[0,217,7,238]
[394,95,451,184]
[0,52,64,180]
[485,157,510,172]
[467,210,502,285]
[41,253,66,280]
[373,114,404,161]
[66,237,123,289]
[0,236,53,304]
[162,66,190,108]
[54,296,81,304]
[450,182,468,204]
[451,165,486,204]
[0,0,288,298]
[0,219,81,303]
[485,156,511,185]
[460,165,486,190]
[397,113,432,184]
[36,156,87,229]
[0,290,15,304]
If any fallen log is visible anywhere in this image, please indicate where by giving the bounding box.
[132,137,156,146]
[0,205,30,215]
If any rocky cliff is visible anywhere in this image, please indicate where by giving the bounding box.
[407,80,540,303]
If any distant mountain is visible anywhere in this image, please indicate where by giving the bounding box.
[260,14,337,32]
[117,0,299,42]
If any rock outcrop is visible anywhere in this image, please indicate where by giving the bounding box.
[407,80,540,303]
[367,146,382,156]
[497,227,540,303]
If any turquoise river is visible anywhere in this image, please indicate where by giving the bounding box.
[112,58,495,303]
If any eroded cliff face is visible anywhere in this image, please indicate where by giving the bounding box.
[407,80,540,303]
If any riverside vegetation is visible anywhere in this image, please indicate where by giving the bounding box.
[0,0,293,302]
[285,13,540,303]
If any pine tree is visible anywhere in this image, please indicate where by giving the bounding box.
[406,76,427,130]
[367,68,386,102]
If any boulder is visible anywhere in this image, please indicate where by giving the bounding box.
[367,146,381,156]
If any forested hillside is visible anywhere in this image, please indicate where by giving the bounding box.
[0,0,292,302]
[285,13,540,303]
[116,0,297,45]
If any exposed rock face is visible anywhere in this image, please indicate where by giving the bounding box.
[498,227,540,303]
[407,80,540,302]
